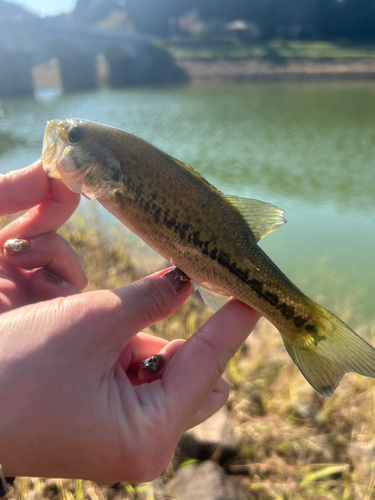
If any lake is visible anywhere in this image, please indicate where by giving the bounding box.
[0,82,374,328]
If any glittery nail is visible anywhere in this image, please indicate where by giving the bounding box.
[41,269,63,285]
[4,239,31,255]
[139,354,166,374]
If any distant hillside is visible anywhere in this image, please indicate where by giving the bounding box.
[44,0,134,34]
[0,0,38,20]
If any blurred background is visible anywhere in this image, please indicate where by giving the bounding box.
[0,0,374,326]
[1,1,375,498]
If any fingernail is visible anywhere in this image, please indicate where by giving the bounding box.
[139,355,166,374]
[41,269,63,285]
[162,266,191,294]
[4,239,31,255]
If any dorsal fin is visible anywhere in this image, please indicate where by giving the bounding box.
[172,156,286,242]
[172,157,216,190]
[225,195,286,242]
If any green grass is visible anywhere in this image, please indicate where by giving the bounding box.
[157,38,375,60]
[2,215,375,499]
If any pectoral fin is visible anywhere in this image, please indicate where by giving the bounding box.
[193,282,229,312]
[225,195,286,242]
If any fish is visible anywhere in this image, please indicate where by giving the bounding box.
[41,118,375,398]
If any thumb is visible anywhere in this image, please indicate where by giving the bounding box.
[62,266,192,356]
[111,267,192,340]
[0,268,192,372]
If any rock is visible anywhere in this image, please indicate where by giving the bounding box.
[165,461,247,500]
[176,407,242,465]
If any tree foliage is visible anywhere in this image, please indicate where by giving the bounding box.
[124,0,375,41]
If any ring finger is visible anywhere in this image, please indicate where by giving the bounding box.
[3,232,87,290]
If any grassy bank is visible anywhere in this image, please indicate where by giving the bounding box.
[159,39,375,61]
[2,216,375,499]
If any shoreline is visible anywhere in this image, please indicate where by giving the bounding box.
[32,57,375,89]
[177,58,375,84]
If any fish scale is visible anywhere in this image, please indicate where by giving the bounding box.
[41,118,375,398]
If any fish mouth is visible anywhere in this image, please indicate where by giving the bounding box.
[41,118,93,187]
[41,118,119,199]
[41,118,99,196]
[41,120,65,179]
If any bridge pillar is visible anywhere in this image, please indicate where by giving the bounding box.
[106,50,138,87]
[58,55,97,92]
[105,44,188,87]
[0,52,34,97]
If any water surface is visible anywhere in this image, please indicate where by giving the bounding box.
[0,82,374,326]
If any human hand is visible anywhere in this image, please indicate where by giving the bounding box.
[0,271,259,483]
[0,162,260,484]
[0,161,87,313]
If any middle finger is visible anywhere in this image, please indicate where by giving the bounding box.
[0,176,79,247]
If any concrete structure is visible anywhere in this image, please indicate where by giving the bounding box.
[0,17,187,97]
[0,51,34,97]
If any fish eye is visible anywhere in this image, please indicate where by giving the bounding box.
[68,126,83,143]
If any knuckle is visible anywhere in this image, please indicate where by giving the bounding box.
[35,231,61,246]
[136,279,170,321]
[191,329,229,377]
[192,327,218,352]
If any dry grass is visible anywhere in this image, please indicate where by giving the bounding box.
[2,215,375,500]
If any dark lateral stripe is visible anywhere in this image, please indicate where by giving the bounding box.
[213,250,313,330]
[153,206,161,223]
[150,202,315,333]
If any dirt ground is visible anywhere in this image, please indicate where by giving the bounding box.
[178,58,375,84]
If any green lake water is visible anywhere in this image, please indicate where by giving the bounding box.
[0,82,374,327]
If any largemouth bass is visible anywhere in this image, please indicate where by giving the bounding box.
[41,118,375,397]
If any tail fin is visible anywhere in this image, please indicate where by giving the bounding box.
[283,310,375,398]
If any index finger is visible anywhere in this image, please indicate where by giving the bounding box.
[0,162,49,216]
[0,162,80,245]
[162,299,260,429]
